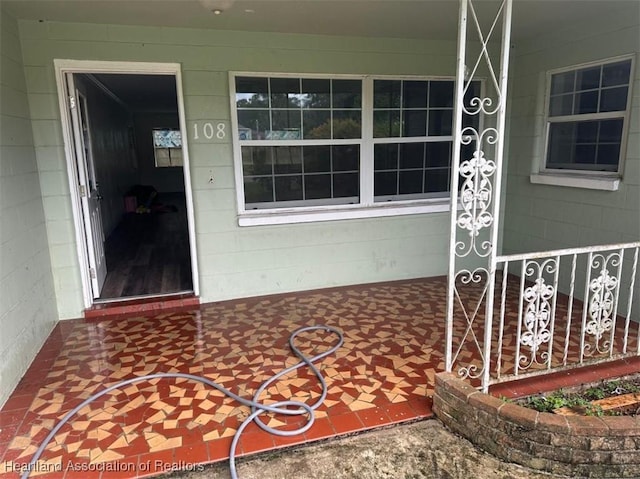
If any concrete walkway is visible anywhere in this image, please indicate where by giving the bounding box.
[162,419,571,479]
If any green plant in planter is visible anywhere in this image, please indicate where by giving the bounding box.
[524,391,603,416]
[583,386,607,401]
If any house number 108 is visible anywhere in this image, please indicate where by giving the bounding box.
[193,122,226,140]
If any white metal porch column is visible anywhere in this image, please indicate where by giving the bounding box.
[445,0,513,392]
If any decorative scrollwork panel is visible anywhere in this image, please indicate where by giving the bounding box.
[517,259,557,372]
[584,252,621,357]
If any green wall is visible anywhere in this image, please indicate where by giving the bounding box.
[503,7,640,253]
[0,8,58,406]
[18,20,460,319]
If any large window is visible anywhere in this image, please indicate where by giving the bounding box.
[544,57,633,174]
[232,74,481,215]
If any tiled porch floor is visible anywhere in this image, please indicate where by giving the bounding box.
[0,277,636,479]
[0,279,445,479]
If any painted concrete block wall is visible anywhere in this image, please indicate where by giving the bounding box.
[17,20,460,319]
[503,7,640,255]
[0,8,58,407]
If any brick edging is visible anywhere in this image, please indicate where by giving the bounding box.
[433,372,640,478]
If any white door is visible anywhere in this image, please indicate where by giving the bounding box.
[66,73,107,298]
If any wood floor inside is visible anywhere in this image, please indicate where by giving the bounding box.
[99,192,193,300]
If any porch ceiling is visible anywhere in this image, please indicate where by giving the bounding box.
[2,0,635,42]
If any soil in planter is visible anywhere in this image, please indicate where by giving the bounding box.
[515,373,640,417]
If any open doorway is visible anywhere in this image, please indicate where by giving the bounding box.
[56,62,198,306]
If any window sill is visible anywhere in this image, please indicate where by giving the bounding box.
[238,200,452,226]
[530,173,620,191]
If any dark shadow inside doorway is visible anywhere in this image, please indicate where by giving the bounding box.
[99,192,192,299]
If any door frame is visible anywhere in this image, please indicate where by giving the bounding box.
[54,59,200,308]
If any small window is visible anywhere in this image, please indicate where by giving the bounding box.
[153,128,183,167]
[543,57,633,175]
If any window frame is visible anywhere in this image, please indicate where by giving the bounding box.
[532,54,635,190]
[230,72,483,225]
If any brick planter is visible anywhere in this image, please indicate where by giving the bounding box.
[433,373,640,478]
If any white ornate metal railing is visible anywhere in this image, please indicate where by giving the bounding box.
[444,0,640,393]
[490,243,640,386]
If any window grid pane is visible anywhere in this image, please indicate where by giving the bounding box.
[546,119,624,172]
[235,75,485,209]
[373,141,452,200]
[236,77,362,141]
[548,59,631,118]
[371,79,479,201]
[243,145,360,208]
[545,58,631,173]
[373,79,458,139]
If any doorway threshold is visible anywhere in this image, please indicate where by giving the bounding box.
[85,292,199,319]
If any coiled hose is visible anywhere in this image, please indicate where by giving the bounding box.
[20,325,344,479]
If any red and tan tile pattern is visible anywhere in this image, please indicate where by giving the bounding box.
[0,279,444,479]
[0,276,634,479]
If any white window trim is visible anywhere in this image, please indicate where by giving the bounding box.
[530,172,620,191]
[229,72,470,226]
[532,54,636,191]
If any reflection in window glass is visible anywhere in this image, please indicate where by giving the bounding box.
[547,119,624,172]
[270,77,302,108]
[373,110,400,137]
[371,79,478,201]
[235,77,269,108]
[303,110,331,139]
[235,76,362,142]
[242,145,360,208]
[545,58,632,173]
[234,75,486,209]
[374,142,451,200]
[548,58,631,117]
[374,80,401,108]
[301,79,331,108]
[332,110,361,139]
[373,79,466,139]
[237,110,269,140]
[271,110,301,139]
